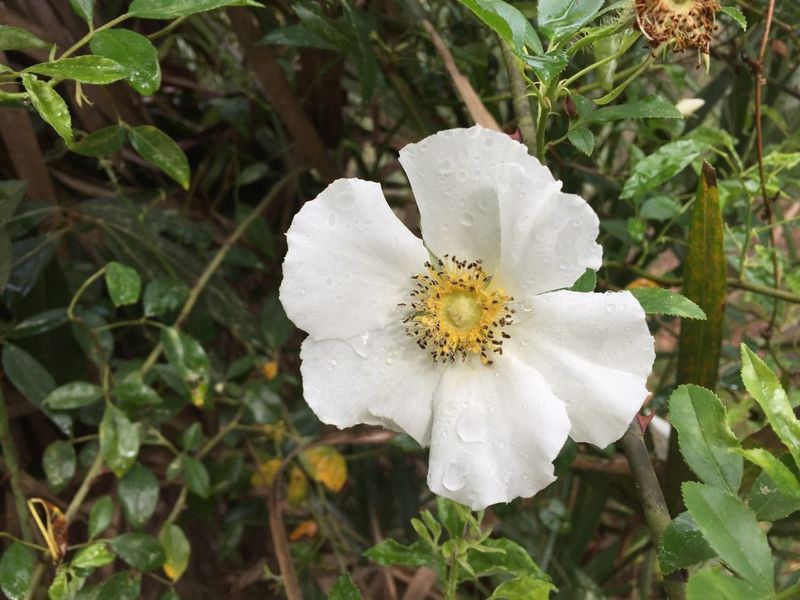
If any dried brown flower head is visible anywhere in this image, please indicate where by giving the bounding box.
[635,0,720,54]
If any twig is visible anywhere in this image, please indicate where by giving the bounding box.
[0,386,33,541]
[618,420,686,600]
[499,40,536,151]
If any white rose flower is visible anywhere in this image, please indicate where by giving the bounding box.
[280,126,655,510]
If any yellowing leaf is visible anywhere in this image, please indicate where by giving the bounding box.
[289,519,318,542]
[27,498,68,562]
[626,278,659,289]
[261,359,279,381]
[287,465,308,506]
[250,458,282,489]
[302,445,347,492]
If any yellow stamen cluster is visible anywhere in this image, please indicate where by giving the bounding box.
[635,0,720,54]
[400,256,513,365]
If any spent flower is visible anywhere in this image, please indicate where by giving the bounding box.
[280,126,655,509]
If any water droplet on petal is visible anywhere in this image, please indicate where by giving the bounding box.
[442,462,468,491]
[324,277,333,287]
[329,359,338,368]
[460,213,475,227]
[521,299,535,312]
[457,413,485,443]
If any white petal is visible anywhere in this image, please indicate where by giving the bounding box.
[300,322,442,445]
[496,163,602,298]
[427,355,570,510]
[280,178,427,341]
[399,126,546,271]
[508,290,655,448]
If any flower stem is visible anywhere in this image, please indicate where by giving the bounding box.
[618,420,686,600]
[444,547,460,600]
[500,40,536,152]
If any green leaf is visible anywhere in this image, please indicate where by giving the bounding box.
[0,229,9,290]
[677,163,726,389]
[621,139,707,200]
[118,463,159,529]
[687,567,762,600]
[181,423,203,451]
[658,511,717,574]
[538,0,603,43]
[161,328,211,407]
[640,195,681,221]
[740,345,800,470]
[97,571,141,600]
[143,278,189,317]
[521,52,567,88]
[110,533,165,572]
[90,29,161,96]
[129,0,262,19]
[0,542,34,600]
[569,268,596,292]
[100,404,140,477]
[71,309,114,368]
[159,524,190,583]
[88,496,114,539]
[7,308,68,339]
[567,127,594,156]
[455,0,542,54]
[749,456,800,521]
[261,25,338,50]
[586,95,683,122]
[0,180,27,224]
[105,261,141,307]
[113,376,162,407]
[20,74,72,144]
[70,126,125,157]
[720,6,747,31]
[68,0,94,25]
[43,382,103,410]
[683,482,774,594]
[364,539,433,567]
[669,385,742,493]
[43,440,76,493]
[0,26,50,51]
[27,56,126,84]
[488,575,555,600]
[128,125,190,190]
[328,573,362,600]
[182,456,211,498]
[739,448,800,501]
[73,543,115,570]
[468,538,547,579]
[630,288,707,320]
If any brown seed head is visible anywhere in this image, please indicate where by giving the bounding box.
[634,0,720,54]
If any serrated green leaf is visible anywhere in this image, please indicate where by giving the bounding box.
[720,6,747,31]
[73,543,115,570]
[27,56,126,84]
[740,345,800,470]
[110,534,165,572]
[105,261,141,307]
[0,542,34,600]
[159,525,190,583]
[630,288,707,319]
[456,0,542,54]
[586,95,683,122]
[657,511,717,574]
[737,448,800,500]
[128,126,190,190]
[90,29,161,95]
[100,404,140,477]
[538,0,603,43]
[669,385,741,493]
[70,126,125,157]
[119,463,159,529]
[521,52,567,88]
[748,456,800,521]
[567,127,594,155]
[621,139,707,200]
[0,26,50,51]
[43,440,76,493]
[364,539,433,567]
[44,382,103,410]
[683,482,774,594]
[20,74,72,143]
[88,496,114,539]
[328,573,362,600]
[687,567,762,600]
[129,0,262,20]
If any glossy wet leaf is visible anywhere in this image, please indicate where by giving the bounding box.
[113,376,161,407]
[630,288,706,320]
[683,482,774,594]
[70,126,125,157]
[90,29,161,95]
[43,440,76,493]
[20,74,72,144]
[128,126,190,190]
[161,328,211,407]
[182,456,211,498]
[129,0,262,20]
[586,95,683,122]
[67,0,94,24]
[159,524,190,582]
[657,511,716,574]
[0,542,34,600]
[73,542,115,570]
[143,277,189,317]
[538,0,603,43]
[739,448,800,500]
[43,382,103,410]
[111,533,165,572]
[456,0,542,54]
[27,56,127,84]
[7,308,68,339]
[621,139,707,200]
[0,25,50,51]
[364,539,433,567]
[119,463,159,529]
[105,262,141,307]
[749,456,800,521]
[88,496,114,539]
[740,345,800,470]
[100,404,140,477]
[521,52,568,88]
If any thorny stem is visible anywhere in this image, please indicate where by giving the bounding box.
[618,420,686,600]
[0,385,33,541]
[500,40,536,152]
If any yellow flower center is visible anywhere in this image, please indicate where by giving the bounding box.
[401,256,514,365]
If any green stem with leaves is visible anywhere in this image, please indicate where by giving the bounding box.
[0,385,32,542]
